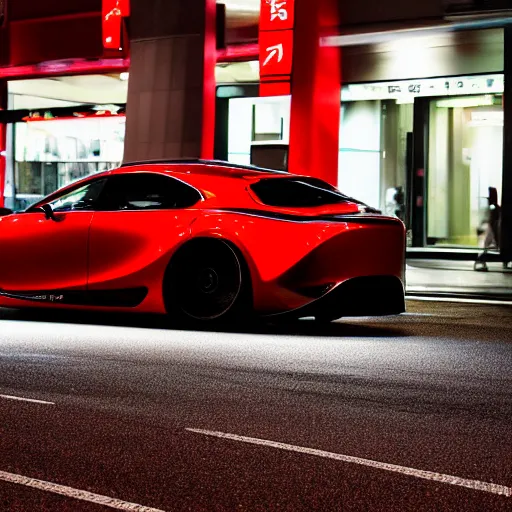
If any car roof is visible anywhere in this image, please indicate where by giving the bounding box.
[116,159,288,180]
[32,159,302,209]
[120,159,286,174]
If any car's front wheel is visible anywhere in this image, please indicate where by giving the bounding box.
[164,239,251,325]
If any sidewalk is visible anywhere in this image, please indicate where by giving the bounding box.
[405,259,512,301]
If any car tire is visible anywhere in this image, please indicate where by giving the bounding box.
[164,238,251,326]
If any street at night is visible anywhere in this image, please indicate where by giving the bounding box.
[2,0,512,511]
[0,300,510,511]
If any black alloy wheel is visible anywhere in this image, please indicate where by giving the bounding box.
[166,239,248,323]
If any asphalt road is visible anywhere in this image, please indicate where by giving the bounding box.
[0,301,511,511]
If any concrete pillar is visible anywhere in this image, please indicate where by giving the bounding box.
[288,0,341,186]
[123,0,216,163]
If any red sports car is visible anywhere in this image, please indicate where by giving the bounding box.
[0,160,406,324]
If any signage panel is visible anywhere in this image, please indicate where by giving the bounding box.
[260,0,295,32]
[259,0,296,97]
[341,74,504,102]
[260,30,294,77]
[102,0,130,51]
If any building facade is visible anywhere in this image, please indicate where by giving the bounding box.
[0,0,511,259]
[217,27,508,253]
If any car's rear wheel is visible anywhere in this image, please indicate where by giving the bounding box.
[165,239,251,325]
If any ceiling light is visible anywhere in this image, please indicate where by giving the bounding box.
[436,95,496,108]
[224,2,260,12]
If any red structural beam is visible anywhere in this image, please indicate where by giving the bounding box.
[217,43,259,62]
[0,81,5,207]
[0,58,130,80]
[0,42,259,80]
[288,0,341,186]
[202,0,217,159]
[9,11,102,24]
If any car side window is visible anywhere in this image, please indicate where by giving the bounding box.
[98,173,202,211]
[48,179,106,212]
[250,177,349,207]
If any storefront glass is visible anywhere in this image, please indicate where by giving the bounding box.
[427,95,503,247]
[13,116,125,208]
[228,96,290,166]
[225,73,504,246]
[226,91,412,213]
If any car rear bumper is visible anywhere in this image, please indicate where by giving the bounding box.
[269,275,405,320]
[281,216,404,284]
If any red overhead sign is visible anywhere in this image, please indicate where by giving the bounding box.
[259,0,295,96]
[103,0,130,51]
[260,0,295,31]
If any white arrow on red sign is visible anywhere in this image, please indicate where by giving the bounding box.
[263,43,284,66]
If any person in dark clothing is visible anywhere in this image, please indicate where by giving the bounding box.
[474,187,501,271]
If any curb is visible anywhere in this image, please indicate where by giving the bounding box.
[406,291,512,304]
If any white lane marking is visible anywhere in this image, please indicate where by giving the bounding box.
[406,295,512,306]
[0,470,166,512]
[350,313,437,320]
[0,394,55,405]
[400,312,438,317]
[186,429,512,498]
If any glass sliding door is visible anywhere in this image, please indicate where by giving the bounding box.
[427,94,503,247]
[380,100,413,220]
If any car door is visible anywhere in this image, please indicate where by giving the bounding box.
[87,172,201,293]
[0,178,106,293]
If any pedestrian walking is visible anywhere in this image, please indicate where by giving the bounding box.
[474,187,501,271]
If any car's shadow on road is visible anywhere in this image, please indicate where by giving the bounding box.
[0,306,408,338]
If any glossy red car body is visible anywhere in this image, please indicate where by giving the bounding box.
[0,160,406,321]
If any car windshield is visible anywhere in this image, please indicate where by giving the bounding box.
[250,177,351,208]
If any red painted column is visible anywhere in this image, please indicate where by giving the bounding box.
[0,80,6,208]
[288,0,341,186]
[202,0,217,159]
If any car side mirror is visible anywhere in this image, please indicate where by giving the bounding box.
[0,207,13,217]
[40,204,57,221]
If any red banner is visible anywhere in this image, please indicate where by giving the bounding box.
[102,0,130,51]
[260,0,295,31]
[259,0,295,97]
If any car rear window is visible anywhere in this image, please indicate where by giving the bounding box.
[250,177,350,207]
